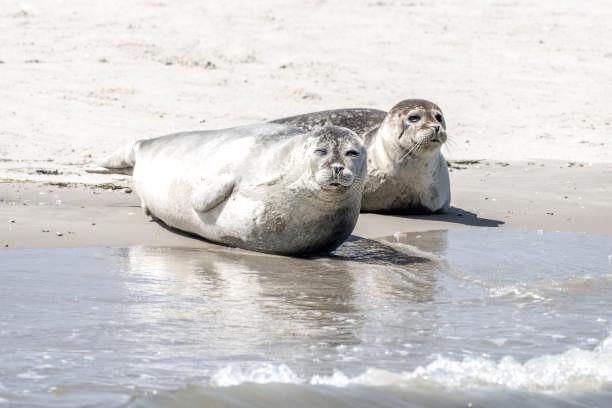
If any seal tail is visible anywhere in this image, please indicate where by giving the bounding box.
[99,140,141,171]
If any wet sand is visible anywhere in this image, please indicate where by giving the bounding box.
[2,160,611,250]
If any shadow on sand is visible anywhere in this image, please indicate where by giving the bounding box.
[395,206,505,228]
[151,217,434,267]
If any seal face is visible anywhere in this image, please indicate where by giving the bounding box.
[272,99,451,213]
[101,124,366,255]
[308,126,364,191]
[387,99,447,158]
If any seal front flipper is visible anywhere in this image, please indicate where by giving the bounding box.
[191,174,235,213]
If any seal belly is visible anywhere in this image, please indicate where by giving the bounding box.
[132,159,199,234]
[197,194,265,245]
[208,193,359,255]
[361,176,430,214]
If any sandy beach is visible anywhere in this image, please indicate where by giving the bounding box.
[1,0,611,246]
[2,3,612,406]
[2,159,611,249]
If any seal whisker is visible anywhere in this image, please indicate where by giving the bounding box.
[443,136,457,156]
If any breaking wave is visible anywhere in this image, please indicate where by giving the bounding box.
[212,334,612,392]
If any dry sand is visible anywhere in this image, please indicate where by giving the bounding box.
[1,0,611,249]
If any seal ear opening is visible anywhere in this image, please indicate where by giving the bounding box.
[99,140,141,170]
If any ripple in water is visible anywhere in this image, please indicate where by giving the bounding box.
[1,229,612,407]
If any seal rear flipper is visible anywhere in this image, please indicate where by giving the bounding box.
[191,174,235,213]
[99,140,142,170]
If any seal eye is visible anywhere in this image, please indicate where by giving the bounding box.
[345,150,360,157]
[435,114,443,122]
[407,115,421,123]
[314,148,327,156]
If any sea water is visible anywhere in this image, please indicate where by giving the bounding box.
[1,229,612,407]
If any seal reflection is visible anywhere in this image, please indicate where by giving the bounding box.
[118,234,443,366]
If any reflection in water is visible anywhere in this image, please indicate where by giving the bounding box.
[119,236,440,369]
[3,229,612,407]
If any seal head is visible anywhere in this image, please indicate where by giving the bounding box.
[305,126,366,193]
[377,99,447,161]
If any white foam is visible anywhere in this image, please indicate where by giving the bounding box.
[16,371,47,380]
[488,274,612,301]
[211,334,612,392]
[488,285,548,301]
[211,364,304,387]
[399,342,612,391]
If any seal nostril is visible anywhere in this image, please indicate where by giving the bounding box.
[433,125,440,133]
[332,165,344,177]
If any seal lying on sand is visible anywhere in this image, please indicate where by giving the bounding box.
[272,99,450,213]
[101,124,367,255]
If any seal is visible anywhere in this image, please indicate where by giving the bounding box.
[272,99,450,213]
[100,123,367,255]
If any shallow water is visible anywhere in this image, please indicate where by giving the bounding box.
[1,229,612,407]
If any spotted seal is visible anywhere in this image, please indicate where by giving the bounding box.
[101,124,366,255]
[272,99,450,213]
